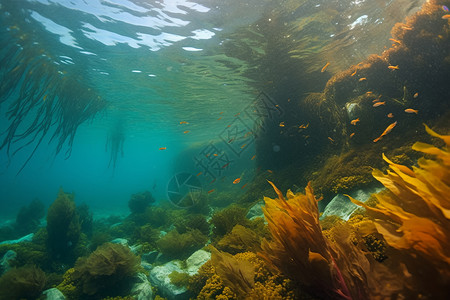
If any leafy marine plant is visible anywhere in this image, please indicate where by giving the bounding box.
[0,3,106,174]
[71,243,140,298]
[347,125,450,298]
[46,188,81,264]
[0,265,46,300]
[260,181,401,299]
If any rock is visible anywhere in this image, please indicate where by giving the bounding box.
[322,188,384,221]
[0,250,17,275]
[42,288,66,300]
[246,201,264,220]
[149,260,189,300]
[0,233,34,245]
[141,250,159,264]
[131,273,153,300]
[110,238,128,246]
[149,249,211,299]
[185,250,211,275]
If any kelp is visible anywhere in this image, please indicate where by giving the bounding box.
[106,120,125,170]
[347,125,450,297]
[261,181,402,299]
[210,247,255,297]
[0,18,106,174]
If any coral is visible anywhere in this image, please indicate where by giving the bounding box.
[210,205,250,239]
[348,125,450,298]
[156,229,208,260]
[0,265,46,300]
[72,242,140,297]
[46,188,81,263]
[216,225,261,254]
[128,191,155,214]
[168,270,191,288]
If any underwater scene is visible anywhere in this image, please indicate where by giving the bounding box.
[0,0,449,299]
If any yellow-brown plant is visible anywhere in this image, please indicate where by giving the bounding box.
[347,125,450,297]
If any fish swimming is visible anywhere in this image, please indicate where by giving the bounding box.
[404,108,419,114]
[233,178,241,184]
[373,101,386,107]
[373,121,397,142]
[321,62,330,72]
[350,118,360,125]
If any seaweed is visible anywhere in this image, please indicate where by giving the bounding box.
[347,125,450,298]
[0,265,46,300]
[216,225,261,255]
[210,205,251,239]
[156,229,208,260]
[128,191,155,214]
[46,188,81,264]
[72,243,140,297]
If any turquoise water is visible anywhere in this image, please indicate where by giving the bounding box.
[0,0,425,218]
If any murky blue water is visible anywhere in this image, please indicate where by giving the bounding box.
[0,0,425,219]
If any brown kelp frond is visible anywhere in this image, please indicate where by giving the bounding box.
[261,182,355,299]
[210,247,255,297]
[348,125,450,295]
[0,19,107,174]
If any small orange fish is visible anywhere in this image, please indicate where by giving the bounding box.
[388,65,399,70]
[350,133,355,138]
[413,92,419,98]
[373,121,397,143]
[351,70,357,76]
[196,172,202,177]
[401,25,412,30]
[213,153,218,156]
[359,77,367,81]
[217,117,222,120]
[404,108,419,114]
[389,38,401,44]
[233,178,241,184]
[372,99,381,103]
[43,94,48,101]
[251,155,256,160]
[442,14,450,19]
[159,147,166,150]
[234,113,240,117]
[241,144,247,149]
[279,122,285,127]
[210,178,216,184]
[222,163,230,169]
[321,62,330,72]
[298,123,309,129]
[241,183,248,189]
[328,137,335,143]
[350,118,360,125]
[207,189,215,194]
[179,121,189,124]
[387,113,394,118]
[219,112,224,114]
[373,101,386,107]
[366,91,373,95]
[183,130,190,134]
[267,170,273,173]
[226,125,231,128]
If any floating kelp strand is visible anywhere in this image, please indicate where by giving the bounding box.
[0,52,106,173]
